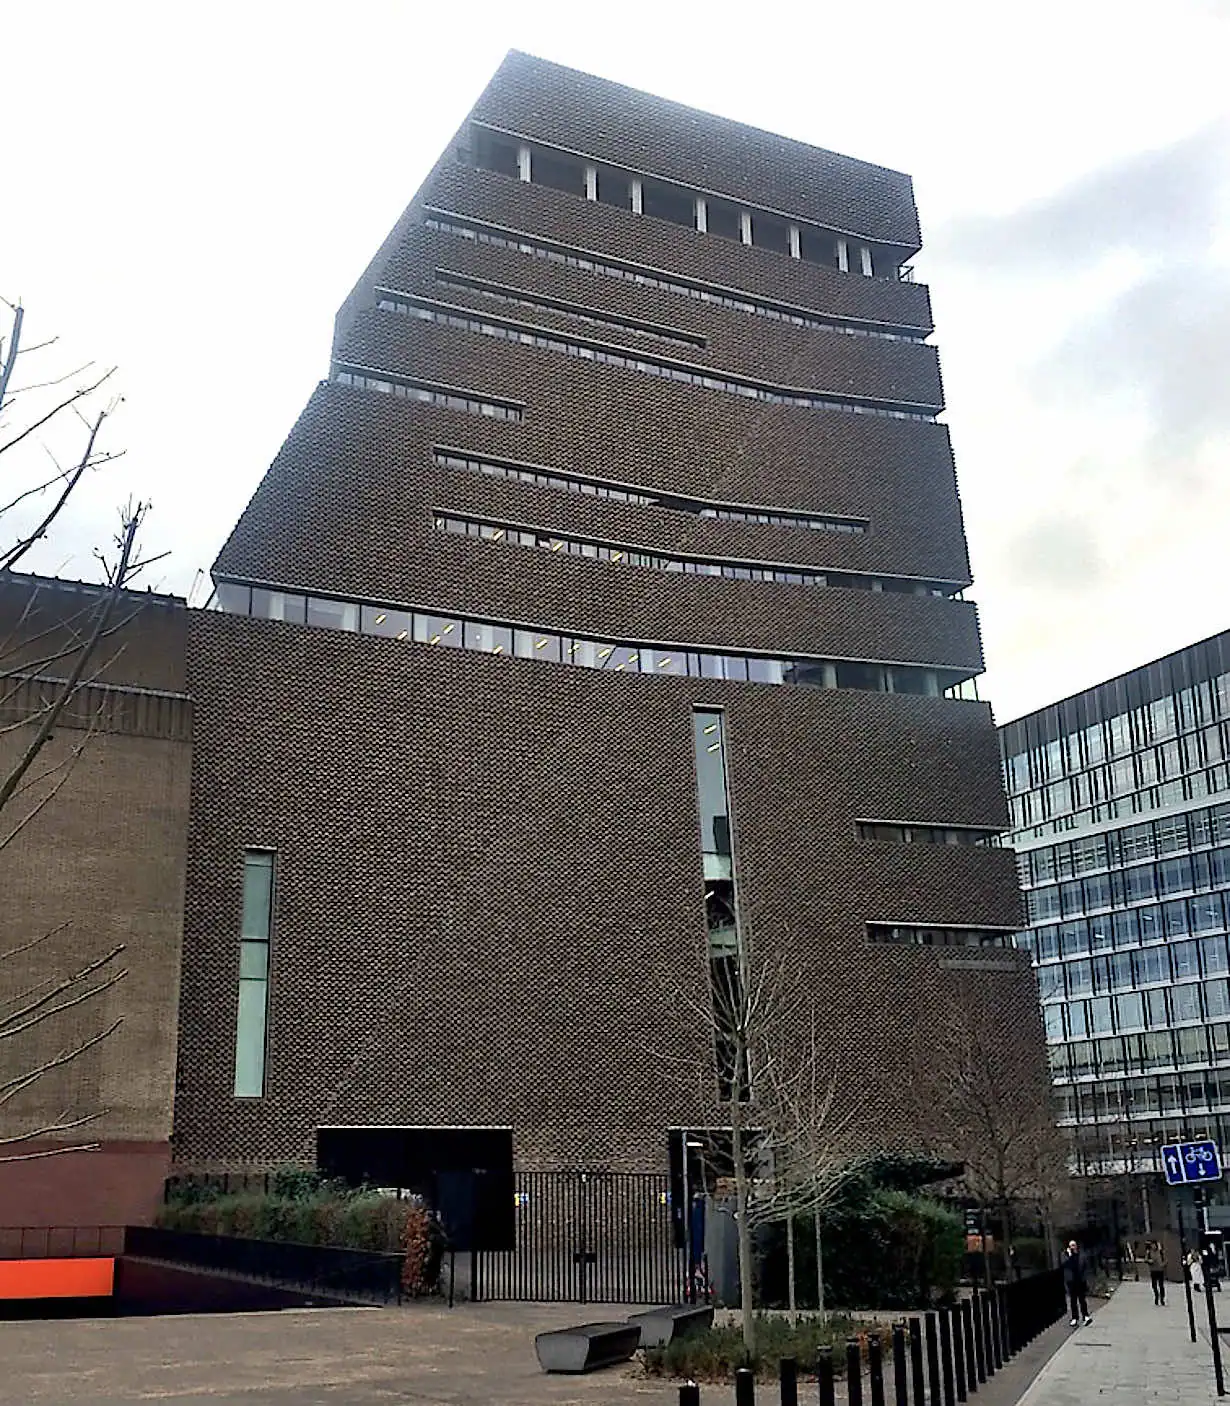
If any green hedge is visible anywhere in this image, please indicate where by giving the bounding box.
[157,1170,441,1293]
[757,1178,964,1310]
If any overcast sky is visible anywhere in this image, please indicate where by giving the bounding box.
[3,0,1227,721]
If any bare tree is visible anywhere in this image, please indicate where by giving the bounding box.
[909,973,1068,1281]
[0,298,161,1162]
[662,917,858,1350]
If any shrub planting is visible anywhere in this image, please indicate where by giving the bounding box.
[157,1168,439,1295]
[641,1315,890,1381]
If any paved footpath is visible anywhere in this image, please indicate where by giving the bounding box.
[1019,1279,1228,1403]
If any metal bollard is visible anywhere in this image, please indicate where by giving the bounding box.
[908,1316,926,1405]
[925,1313,941,1406]
[980,1293,996,1377]
[987,1291,1003,1372]
[736,1367,756,1406]
[846,1339,863,1406]
[816,1346,836,1406]
[938,1308,956,1406]
[951,1303,967,1402]
[680,1383,701,1406]
[868,1335,885,1406]
[996,1286,1011,1362]
[961,1299,979,1393]
[1202,1266,1227,1398]
[780,1356,798,1406]
[891,1324,908,1406]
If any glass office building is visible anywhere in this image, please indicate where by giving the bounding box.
[1001,630,1230,1174]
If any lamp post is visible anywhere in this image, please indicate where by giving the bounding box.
[681,1131,704,1302]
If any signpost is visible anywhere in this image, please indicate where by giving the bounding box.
[1169,1144,1226,1398]
[1163,1140,1223,1187]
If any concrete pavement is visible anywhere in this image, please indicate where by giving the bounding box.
[1019,1279,1228,1403]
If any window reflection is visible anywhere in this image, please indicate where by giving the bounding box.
[213,580,972,699]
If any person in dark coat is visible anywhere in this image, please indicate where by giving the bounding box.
[1145,1239,1168,1305]
[1062,1240,1093,1326]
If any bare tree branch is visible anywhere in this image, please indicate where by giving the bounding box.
[0,306,145,1165]
[0,946,126,1043]
[2,407,108,572]
[0,304,24,409]
[0,366,115,459]
[0,506,144,815]
[0,1018,124,1107]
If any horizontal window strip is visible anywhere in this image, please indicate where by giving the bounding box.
[434,448,873,540]
[332,367,523,420]
[211,579,975,700]
[428,271,706,348]
[856,821,1002,845]
[433,512,951,598]
[378,294,935,421]
[867,924,1016,949]
[422,213,927,342]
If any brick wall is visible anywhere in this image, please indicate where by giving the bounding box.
[175,612,1034,1174]
[0,578,189,1222]
[468,52,922,246]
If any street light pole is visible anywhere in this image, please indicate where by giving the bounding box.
[681,1129,692,1304]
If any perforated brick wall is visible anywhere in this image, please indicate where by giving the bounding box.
[179,54,1049,1176]
[176,611,1031,1173]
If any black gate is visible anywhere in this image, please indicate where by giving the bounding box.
[473,1171,682,1302]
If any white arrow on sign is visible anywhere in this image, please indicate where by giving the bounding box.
[1167,1150,1182,1179]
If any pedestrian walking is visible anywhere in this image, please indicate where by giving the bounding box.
[1062,1239,1093,1326]
[1187,1249,1204,1293]
[1145,1240,1167,1305]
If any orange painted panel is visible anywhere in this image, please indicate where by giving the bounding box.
[0,1257,115,1299]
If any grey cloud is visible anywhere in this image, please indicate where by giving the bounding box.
[931,120,1229,273]
[1003,515,1105,592]
[1035,262,1230,470]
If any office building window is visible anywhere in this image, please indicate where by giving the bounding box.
[234,850,274,1098]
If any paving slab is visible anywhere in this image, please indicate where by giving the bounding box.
[1018,1279,1227,1404]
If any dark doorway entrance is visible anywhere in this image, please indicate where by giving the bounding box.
[315,1126,514,1251]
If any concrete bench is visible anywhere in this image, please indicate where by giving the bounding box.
[628,1303,715,1348]
[534,1321,642,1373]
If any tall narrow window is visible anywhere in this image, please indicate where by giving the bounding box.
[234,850,274,1097]
[693,711,747,1100]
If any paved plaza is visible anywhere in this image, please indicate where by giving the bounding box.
[0,1301,666,1406]
[2,1281,1223,1405]
[1019,1279,1228,1403]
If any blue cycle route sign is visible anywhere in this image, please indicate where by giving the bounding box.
[1162,1140,1223,1186]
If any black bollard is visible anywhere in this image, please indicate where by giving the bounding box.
[925,1313,941,1406]
[780,1356,798,1406]
[980,1293,996,1378]
[938,1308,956,1406]
[996,1286,1011,1362]
[846,1340,864,1406]
[891,1324,908,1406]
[1203,1265,1227,1398]
[736,1367,756,1406]
[680,1384,701,1406]
[987,1291,1003,1372]
[962,1299,979,1393]
[868,1335,885,1406]
[951,1303,967,1402]
[815,1346,836,1406]
[908,1317,926,1406]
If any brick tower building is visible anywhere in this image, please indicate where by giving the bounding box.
[174,53,1045,1200]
